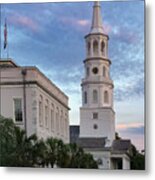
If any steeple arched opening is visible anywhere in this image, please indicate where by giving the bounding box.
[104,90,109,104]
[93,40,98,56]
[103,66,106,77]
[101,41,105,55]
[84,91,87,104]
[93,90,98,103]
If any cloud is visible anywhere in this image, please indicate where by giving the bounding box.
[59,17,90,32]
[8,13,39,33]
[116,122,144,132]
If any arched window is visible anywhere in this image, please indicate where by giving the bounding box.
[51,104,54,132]
[39,95,43,126]
[84,91,87,104]
[103,66,106,77]
[101,41,105,55]
[104,91,109,103]
[56,107,59,134]
[86,67,89,76]
[87,41,91,55]
[45,99,49,128]
[93,90,98,103]
[93,40,98,55]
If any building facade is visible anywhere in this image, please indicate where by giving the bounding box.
[0,60,69,143]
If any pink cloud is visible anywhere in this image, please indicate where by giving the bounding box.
[9,13,39,32]
[103,22,112,34]
[116,122,144,130]
[60,17,90,32]
[76,20,90,26]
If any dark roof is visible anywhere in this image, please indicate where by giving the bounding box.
[111,139,131,154]
[77,137,107,149]
[70,126,80,144]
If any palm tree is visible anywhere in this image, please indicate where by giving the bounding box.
[45,138,61,168]
[32,139,47,167]
[11,127,38,167]
[0,116,16,166]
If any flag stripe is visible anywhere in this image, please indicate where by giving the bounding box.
[4,19,7,49]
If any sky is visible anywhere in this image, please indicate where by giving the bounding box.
[0,0,145,151]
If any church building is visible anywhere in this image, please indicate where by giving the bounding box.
[70,1,132,170]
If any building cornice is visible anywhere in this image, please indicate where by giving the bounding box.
[80,107,115,114]
[83,57,111,65]
[0,81,70,110]
[84,33,109,40]
[81,80,114,88]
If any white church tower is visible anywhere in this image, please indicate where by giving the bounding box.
[80,1,115,146]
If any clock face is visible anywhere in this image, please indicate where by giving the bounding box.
[92,67,98,74]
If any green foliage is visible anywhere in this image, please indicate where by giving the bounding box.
[115,132,121,140]
[0,116,98,169]
[115,132,145,170]
[0,116,17,166]
[130,144,145,170]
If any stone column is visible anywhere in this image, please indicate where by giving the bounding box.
[123,157,130,169]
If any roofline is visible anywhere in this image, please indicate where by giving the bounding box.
[1,65,69,100]
[0,59,19,67]
[0,80,70,110]
[85,33,109,40]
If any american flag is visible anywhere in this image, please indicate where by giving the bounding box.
[4,19,7,49]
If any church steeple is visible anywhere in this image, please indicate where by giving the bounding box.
[80,1,115,145]
[91,1,104,34]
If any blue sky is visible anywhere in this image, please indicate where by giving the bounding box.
[0,1,145,151]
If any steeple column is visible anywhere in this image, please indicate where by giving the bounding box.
[98,39,100,57]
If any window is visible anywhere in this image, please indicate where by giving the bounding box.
[93,124,98,129]
[60,110,63,136]
[39,96,43,126]
[56,108,59,134]
[45,105,48,128]
[51,109,54,132]
[14,98,23,122]
[104,91,109,103]
[103,66,106,77]
[93,113,98,119]
[84,91,87,104]
[93,40,98,55]
[93,90,98,103]
[45,100,49,128]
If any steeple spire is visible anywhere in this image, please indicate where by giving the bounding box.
[91,1,104,34]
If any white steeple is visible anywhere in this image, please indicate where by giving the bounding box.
[80,1,115,145]
[91,1,104,34]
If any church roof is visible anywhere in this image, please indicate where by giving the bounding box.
[111,139,132,154]
[70,126,80,144]
[77,137,107,150]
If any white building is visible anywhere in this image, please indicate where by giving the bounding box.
[77,1,132,169]
[0,60,70,143]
